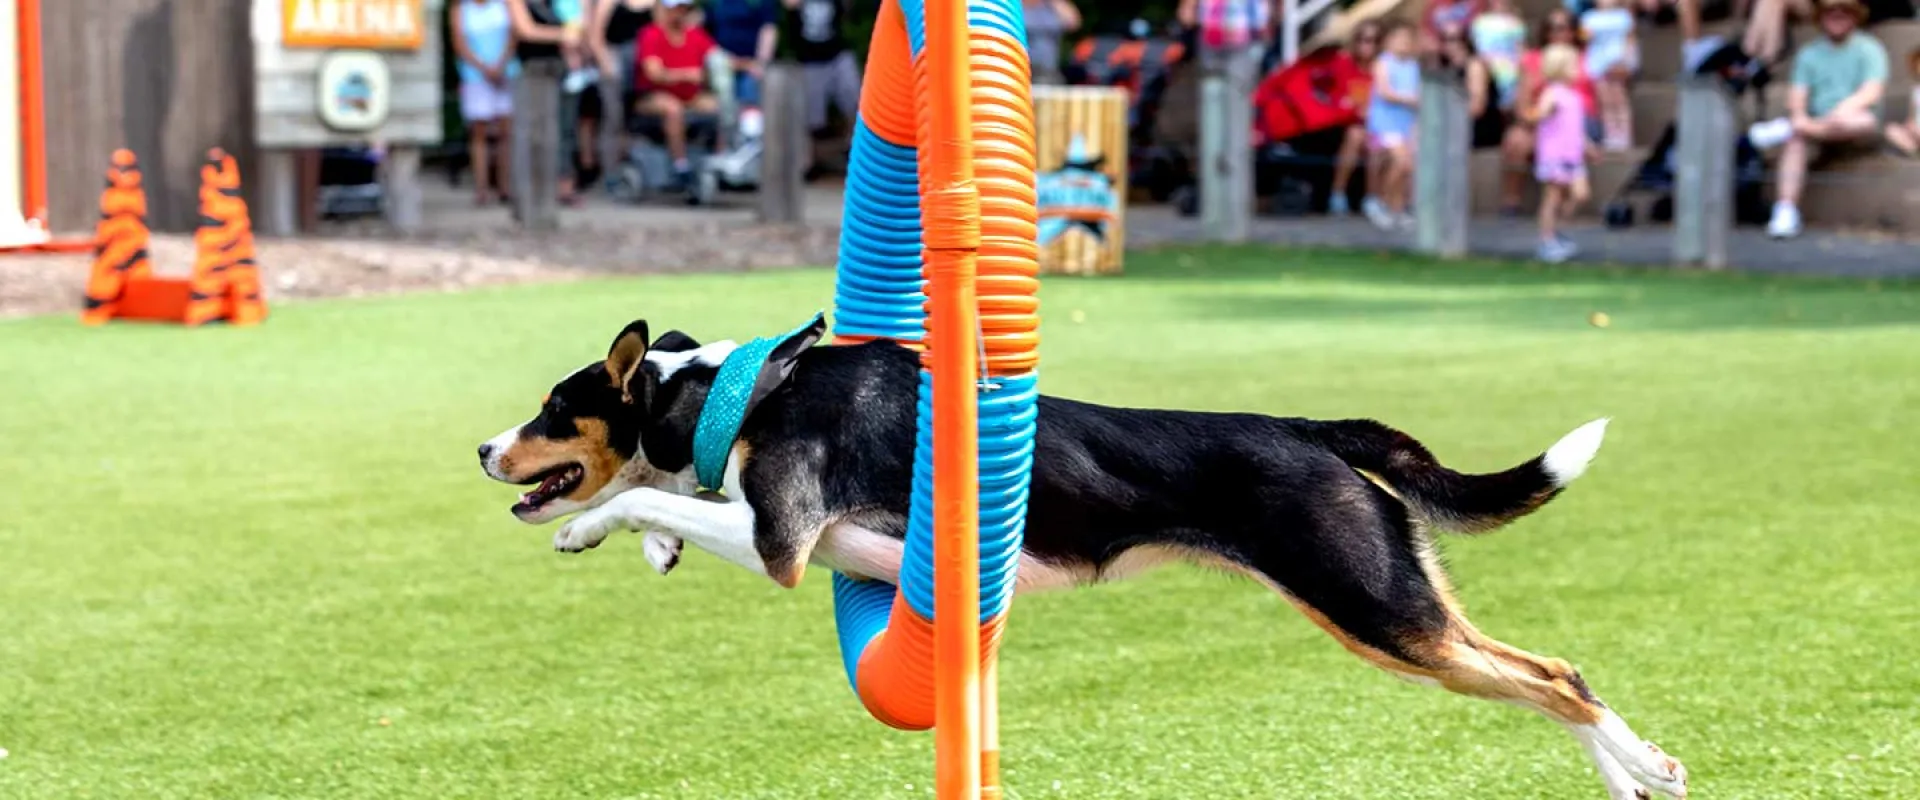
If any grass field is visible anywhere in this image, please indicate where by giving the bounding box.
[3,249,1918,799]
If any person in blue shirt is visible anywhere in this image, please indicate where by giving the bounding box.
[1364,21,1421,230]
[702,0,780,107]
[452,0,521,206]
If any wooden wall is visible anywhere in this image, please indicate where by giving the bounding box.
[253,0,444,149]
[41,0,257,234]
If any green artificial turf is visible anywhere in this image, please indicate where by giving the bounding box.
[3,249,1917,799]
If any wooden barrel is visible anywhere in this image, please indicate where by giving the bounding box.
[1032,86,1128,276]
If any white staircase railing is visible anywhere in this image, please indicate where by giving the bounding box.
[1280,0,1345,66]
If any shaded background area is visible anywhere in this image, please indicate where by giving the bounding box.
[41,0,256,234]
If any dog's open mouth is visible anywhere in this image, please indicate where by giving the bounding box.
[513,463,584,514]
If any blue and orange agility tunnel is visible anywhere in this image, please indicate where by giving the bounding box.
[826,0,1040,795]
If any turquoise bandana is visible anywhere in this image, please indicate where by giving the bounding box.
[690,314,825,493]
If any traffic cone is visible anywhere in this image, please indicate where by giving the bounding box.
[185,148,250,326]
[81,149,153,325]
[217,151,265,325]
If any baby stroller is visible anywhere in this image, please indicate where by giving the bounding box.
[1167,44,1368,216]
[1600,126,1771,228]
[316,147,384,220]
[1067,21,1188,132]
[1601,41,1774,228]
[1254,44,1369,215]
[1067,20,1191,202]
[609,52,758,206]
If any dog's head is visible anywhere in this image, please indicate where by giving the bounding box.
[477,316,825,523]
[478,321,724,523]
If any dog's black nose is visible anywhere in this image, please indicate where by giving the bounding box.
[478,443,495,464]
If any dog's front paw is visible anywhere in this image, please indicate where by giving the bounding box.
[643,533,684,574]
[553,509,622,553]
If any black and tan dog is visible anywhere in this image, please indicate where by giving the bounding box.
[478,317,1688,799]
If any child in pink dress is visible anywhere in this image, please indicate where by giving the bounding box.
[1532,44,1590,263]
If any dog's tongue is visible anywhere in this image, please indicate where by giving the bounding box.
[522,471,567,505]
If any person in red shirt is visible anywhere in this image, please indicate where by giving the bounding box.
[635,0,719,181]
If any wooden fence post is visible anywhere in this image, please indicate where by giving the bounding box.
[759,61,805,224]
[1415,68,1469,258]
[1199,46,1257,243]
[257,149,298,237]
[1673,75,1735,268]
[382,145,423,234]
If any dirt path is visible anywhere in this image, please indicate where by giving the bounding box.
[0,234,581,320]
[0,220,841,320]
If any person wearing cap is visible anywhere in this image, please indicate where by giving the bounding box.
[1746,0,1887,239]
[636,0,721,188]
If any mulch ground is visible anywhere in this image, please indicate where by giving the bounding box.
[0,221,842,320]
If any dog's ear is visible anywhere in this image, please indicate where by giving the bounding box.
[650,330,701,353]
[744,313,827,415]
[606,320,651,404]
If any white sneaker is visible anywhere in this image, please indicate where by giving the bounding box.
[1395,213,1417,231]
[1681,35,1725,74]
[1363,197,1395,229]
[1537,237,1579,263]
[563,67,600,94]
[1766,202,1803,239]
[1328,194,1351,216]
[1748,117,1794,150]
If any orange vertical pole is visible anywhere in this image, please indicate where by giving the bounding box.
[19,0,47,226]
[923,0,983,794]
[981,655,1002,799]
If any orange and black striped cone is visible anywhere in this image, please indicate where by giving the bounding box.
[227,236,266,326]
[81,149,153,325]
[224,155,266,326]
[186,148,247,326]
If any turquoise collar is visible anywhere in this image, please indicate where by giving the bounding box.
[690,314,825,493]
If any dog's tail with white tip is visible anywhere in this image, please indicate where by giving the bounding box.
[1297,417,1610,534]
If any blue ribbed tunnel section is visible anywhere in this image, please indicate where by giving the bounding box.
[829,0,1040,707]
[831,122,927,343]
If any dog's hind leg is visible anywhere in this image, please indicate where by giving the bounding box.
[1416,621,1687,799]
[1246,560,1687,798]
[1228,478,1686,799]
[1570,716,1668,800]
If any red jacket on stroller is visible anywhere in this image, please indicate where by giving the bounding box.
[1252,46,1370,145]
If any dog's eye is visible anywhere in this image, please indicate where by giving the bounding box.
[545,396,566,415]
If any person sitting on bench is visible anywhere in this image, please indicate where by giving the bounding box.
[635,0,721,189]
[1745,0,1888,239]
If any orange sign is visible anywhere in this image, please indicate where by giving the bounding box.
[282,0,425,51]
